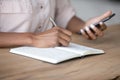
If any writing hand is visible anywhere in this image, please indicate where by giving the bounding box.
[31,27,72,48]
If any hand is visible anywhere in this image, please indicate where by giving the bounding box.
[81,11,112,40]
[31,27,72,48]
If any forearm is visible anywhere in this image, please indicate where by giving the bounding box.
[0,32,33,48]
[67,16,85,33]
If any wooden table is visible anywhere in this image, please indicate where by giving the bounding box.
[0,24,120,80]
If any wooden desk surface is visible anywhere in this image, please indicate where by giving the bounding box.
[0,24,120,80]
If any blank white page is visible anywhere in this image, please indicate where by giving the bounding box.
[10,47,79,64]
[56,43,104,55]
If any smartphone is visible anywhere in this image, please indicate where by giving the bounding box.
[94,13,116,27]
[78,13,116,35]
[89,13,115,33]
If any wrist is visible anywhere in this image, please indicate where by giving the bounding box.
[28,33,42,47]
[26,32,35,47]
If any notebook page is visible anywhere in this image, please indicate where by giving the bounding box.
[55,43,104,56]
[10,47,80,64]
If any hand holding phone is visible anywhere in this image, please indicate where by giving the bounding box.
[79,13,115,34]
[79,12,115,40]
[94,13,115,29]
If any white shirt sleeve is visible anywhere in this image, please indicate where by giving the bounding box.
[0,0,32,32]
[55,0,76,28]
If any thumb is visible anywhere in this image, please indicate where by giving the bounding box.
[96,10,112,22]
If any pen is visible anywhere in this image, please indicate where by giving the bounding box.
[49,17,57,27]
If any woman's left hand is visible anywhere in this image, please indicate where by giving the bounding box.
[80,10,112,40]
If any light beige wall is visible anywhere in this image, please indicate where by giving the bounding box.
[71,0,120,25]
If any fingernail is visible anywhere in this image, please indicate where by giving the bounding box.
[85,27,89,31]
[80,29,83,32]
[99,22,103,25]
[90,24,95,29]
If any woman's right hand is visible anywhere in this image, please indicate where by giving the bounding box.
[31,27,72,48]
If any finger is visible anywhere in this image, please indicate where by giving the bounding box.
[90,24,103,37]
[96,10,112,22]
[59,27,72,36]
[49,41,59,47]
[99,22,107,31]
[59,30,72,42]
[58,37,70,47]
[80,29,89,39]
[85,27,97,40]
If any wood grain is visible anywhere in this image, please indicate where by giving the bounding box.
[0,24,120,80]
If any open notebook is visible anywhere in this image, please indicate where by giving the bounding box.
[10,43,104,64]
